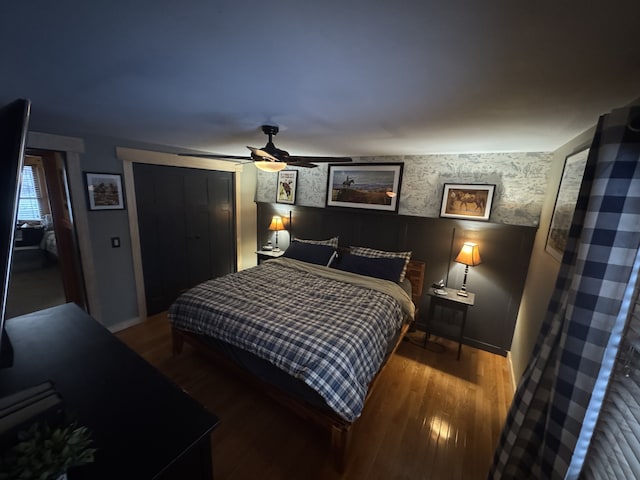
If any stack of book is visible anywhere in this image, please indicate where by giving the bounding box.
[0,381,64,447]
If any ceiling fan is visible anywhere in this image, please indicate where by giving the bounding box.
[181,125,352,171]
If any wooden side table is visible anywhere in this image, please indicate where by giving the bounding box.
[423,286,475,360]
[255,249,285,264]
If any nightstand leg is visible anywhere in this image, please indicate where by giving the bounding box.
[423,302,436,348]
[457,310,468,360]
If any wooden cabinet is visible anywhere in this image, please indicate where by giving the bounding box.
[0,304,219,479]
[255,249,285,264]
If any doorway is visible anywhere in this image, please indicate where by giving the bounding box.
[5,149,86,318]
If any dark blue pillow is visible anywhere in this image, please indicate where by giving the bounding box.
[332,253,406,282]
[282,242,336,266]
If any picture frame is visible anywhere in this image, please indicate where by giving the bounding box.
[326,163,403,212]
[276,170,298,204]
[84,172,125,211]
[440,184,495,221]
[545,148,589,261]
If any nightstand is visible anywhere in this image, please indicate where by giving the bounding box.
[423,286,475,360]
[255,249,285,264]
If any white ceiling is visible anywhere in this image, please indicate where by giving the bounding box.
[2,1,639,158]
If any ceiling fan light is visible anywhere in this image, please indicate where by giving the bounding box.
[254,161,287,172]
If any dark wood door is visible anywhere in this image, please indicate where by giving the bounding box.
[133,164,236,315]
[39,151,87,309]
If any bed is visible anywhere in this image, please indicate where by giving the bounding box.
[169,241,425,470]
[40,229,58,259]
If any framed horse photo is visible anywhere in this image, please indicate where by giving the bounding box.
[276,169,298,204]
[440,183,495,221]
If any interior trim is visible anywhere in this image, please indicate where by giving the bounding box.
[26,132,100,321]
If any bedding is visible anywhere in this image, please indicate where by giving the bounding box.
[282,241,337,266]
[168,257,414,422]
[292,236,339,248]
[349,246,412,282]
[333,253,406,282]
[40,230,58,258]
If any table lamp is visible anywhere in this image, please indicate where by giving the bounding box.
[454,242,481,297]
[268,215,285,251]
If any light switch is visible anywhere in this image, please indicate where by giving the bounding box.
[111,237,120,248]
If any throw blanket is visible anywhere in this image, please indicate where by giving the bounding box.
[169,257,414,421]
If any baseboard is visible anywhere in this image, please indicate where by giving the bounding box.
[108,316,144,333]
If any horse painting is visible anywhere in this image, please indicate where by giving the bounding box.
[458,192,486,212]
[447,190,487,213]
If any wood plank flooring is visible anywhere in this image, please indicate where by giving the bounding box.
[115,313,514,480]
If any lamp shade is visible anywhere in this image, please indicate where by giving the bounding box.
[455,242,482,267]
[255,161,287,172]
[268,215,285,232]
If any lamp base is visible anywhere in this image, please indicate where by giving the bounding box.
[456,290,469,297]
[272,247,281,252]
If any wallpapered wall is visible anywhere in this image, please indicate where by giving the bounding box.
[256,152,552,227]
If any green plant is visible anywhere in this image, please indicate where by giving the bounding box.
[0,421,96,480]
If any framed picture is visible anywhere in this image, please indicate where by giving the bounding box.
[440,184,495,221]
[276,170,298,204]
[326,163,403,212]
[545,148,589,261]
[84,172,125,210]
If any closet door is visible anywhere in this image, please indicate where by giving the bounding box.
[133,164,236,315]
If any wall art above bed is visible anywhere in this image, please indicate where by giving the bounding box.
[276,169,297,204]
[440,183,495,221]
[326,163,403,212]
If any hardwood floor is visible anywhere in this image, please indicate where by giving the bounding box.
[115,313,514,480]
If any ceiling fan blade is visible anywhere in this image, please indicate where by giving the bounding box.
[288,155,352,163]
[284,160,318,168]
[178,152,251,161]
[247,146,281,163]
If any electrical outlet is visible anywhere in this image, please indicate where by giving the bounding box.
[111,237,120,248]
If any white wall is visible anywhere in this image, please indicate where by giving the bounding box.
[509,128,595,381]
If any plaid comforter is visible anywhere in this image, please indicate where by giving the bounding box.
[168,257,414,422]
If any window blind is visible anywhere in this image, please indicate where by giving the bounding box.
[581,278,640,479]
[17,165,42,221]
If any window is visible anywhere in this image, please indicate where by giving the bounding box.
[17,165,43,221]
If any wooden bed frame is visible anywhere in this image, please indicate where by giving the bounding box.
[171,259,425,471]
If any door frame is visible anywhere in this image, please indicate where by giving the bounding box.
[116,147,251,321]
[26,132,100,319]
[27,149,87,308]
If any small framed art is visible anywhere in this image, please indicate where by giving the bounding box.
[276,170,298,204]
[84,172,125,210]
[440,184,495,221]
[326,163,403,212]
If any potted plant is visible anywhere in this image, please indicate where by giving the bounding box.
[0,421,96,480]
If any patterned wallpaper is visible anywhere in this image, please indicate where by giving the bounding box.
[256,152,552,227]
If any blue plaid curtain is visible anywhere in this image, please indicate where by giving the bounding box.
[489,106,640,479]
